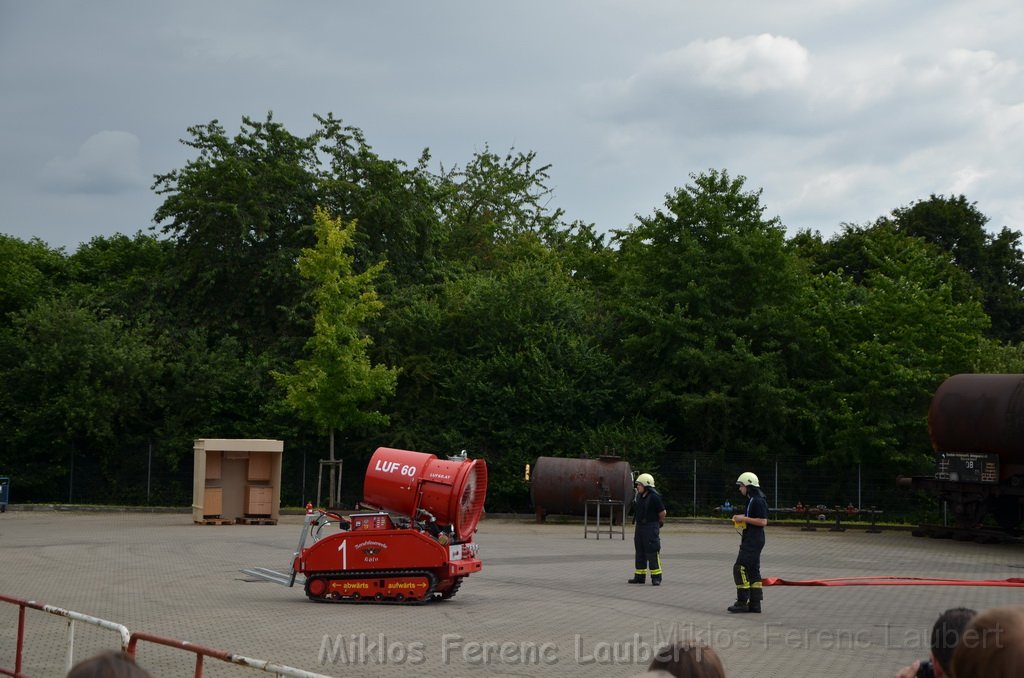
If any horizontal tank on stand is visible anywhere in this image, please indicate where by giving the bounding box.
[530,455,633,522]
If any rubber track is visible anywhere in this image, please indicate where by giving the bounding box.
[440,577,462,600]
[305,569,438,604]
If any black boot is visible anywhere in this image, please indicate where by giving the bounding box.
[627,574,646,584]
[748,587,762,613]
[651,574,662,586]
[727,589,750,613]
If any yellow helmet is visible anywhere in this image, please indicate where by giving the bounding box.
[635,473,655,488]
[736,472,760,488]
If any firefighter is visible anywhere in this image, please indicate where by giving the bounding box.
[728,471,768,613]
[627,472,667,586]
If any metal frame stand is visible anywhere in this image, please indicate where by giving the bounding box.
[315,460,343,510]
[584,499,626,539]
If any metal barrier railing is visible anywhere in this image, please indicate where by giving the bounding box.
[126,632,334,678]
[0,594,131,677]
[0,594,333,678]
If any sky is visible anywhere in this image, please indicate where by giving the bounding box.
[2,0,1023,252]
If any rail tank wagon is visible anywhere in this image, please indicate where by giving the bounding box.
[530,455,633,520]
[905,374,1024,535]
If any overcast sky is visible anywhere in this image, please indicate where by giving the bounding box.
[2,1,1023,252]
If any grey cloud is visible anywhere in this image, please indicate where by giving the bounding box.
[3,1,1024,250]
[651,34,811,95]
[39,131,147,194]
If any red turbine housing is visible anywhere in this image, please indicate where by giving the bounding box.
[291,447,487,603]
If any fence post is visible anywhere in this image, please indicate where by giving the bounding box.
[774,459,778,510]
[692,456,697,517]
[66,618,75,675]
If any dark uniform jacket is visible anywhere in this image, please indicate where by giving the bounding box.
[634,488,665,525]
[739,488,768,554]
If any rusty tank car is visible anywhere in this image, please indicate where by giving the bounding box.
[902,374,1024,537]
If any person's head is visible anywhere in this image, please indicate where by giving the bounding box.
[647,640,725,678]
[949,605,1024,678]
[635,473,655,495]
[928,606,975,677]
[67,651,152,678]
[735,472,759,497]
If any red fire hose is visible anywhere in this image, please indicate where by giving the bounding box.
[763,576,1024,587]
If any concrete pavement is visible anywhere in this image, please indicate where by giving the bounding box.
[2,511,1022,677]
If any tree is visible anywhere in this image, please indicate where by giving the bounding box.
[793,222,991,474]
[273,207,398,503]
[315,114,443,289]
[434,147,564,273]
[891,194,988,273]
[0,297,161,500]
[152,113,321,354]
[375,244,634,509]
[367,147,641,509]
[609,170,808,465]
[0,235,69,319]
[890,194,1024,343]
[67,232,175,324]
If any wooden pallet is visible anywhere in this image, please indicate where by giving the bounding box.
[236,516,277,525]
[195,517,235,525]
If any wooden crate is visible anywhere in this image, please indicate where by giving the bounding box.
[245,485,273,515]
[203,487,223,517]
[247,452,272,481]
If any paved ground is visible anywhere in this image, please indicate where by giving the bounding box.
[2,510,1023,678]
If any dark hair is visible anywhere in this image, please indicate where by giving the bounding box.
[648,641,726,678]
[66,651,152,678]
[930,606,975,674]
[950,605,1024,678]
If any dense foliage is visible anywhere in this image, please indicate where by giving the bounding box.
[3,114,1023,513]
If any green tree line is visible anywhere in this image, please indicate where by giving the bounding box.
[3,112,1024,513]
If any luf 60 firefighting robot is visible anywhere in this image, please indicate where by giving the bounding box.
[287,447,487,603]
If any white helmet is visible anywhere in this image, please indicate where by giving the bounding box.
[736,472,760,488]
[635,473,655,488]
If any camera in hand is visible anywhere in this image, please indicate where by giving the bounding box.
[916,659,934,678]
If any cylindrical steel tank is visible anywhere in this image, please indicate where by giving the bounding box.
[363,447,487,542]
[530,456,634,515]
[928,373,1024,464]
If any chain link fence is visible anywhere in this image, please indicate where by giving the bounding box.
[9,444,941,526]
[11,441,342,509]
[652,450,937,525]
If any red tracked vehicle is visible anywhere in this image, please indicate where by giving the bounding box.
[289,447,487,603]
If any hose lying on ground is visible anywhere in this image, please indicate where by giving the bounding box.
[763,576,1024,587]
